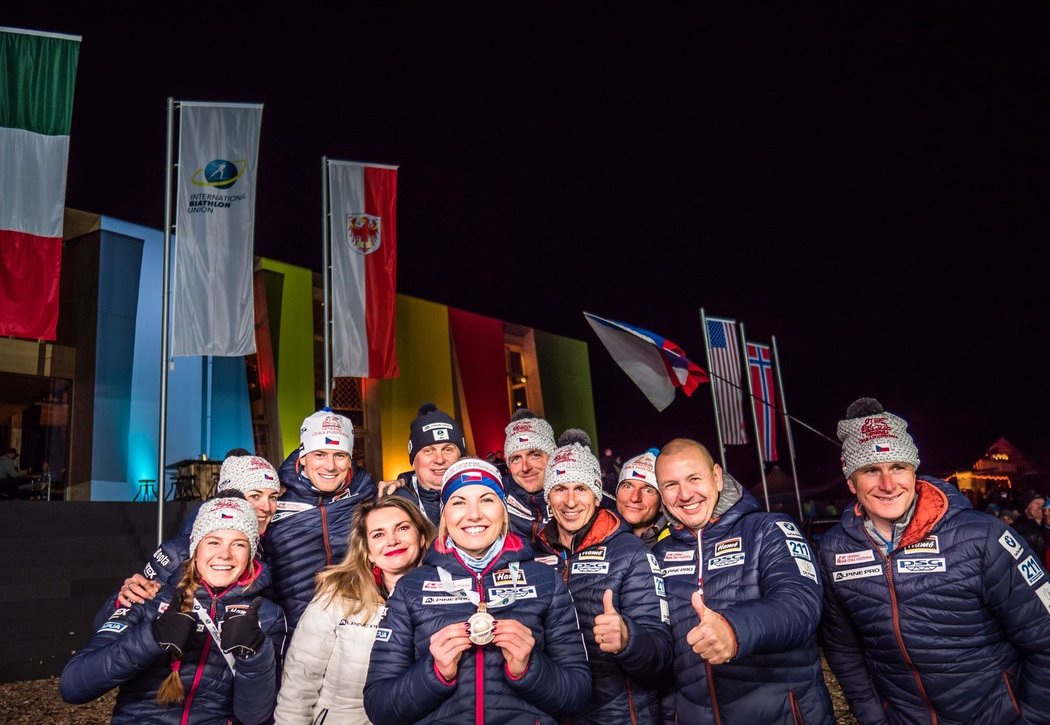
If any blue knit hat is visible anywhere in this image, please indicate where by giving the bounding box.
[441,458,505,506]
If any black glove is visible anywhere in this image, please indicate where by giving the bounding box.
[151,604,196,658]
[220,597,264,657]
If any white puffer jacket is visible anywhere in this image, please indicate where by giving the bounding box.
[275,593,383,724]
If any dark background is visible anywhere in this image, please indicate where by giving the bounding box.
[7,3,1049,491]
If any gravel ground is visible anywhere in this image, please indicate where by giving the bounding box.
[0,660,858,723]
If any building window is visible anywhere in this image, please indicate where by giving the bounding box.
[504,326,543,419]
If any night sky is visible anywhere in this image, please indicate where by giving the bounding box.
[8,4,1050,491]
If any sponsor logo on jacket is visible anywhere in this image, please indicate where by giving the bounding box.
[152,548,172,567]
[708,552,746,570]
[999,531,1024,560]
[895,557,946,574]
[577,547,607,562]
[713,538,742,557]
[492,569,526,586]
[663,549,695,562]
[571,562,610,575]
[662,565,696,577]
[1018,555,1046,587]
[834,550,876,566]
[903,536,940,555]
[786,540,811,560]
[833,564,883,582]
[776,521,804,539]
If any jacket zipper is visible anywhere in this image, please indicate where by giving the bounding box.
[319,498,333,565]
[626,678,638,725]
[475,571,485,725]
[181,600,216,725]
[880,547,937,724]
[704,659,721,725]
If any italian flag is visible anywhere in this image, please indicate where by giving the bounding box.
[0,27,80,340]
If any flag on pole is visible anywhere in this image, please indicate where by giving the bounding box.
[584,311,708,412]
[747,341,778,462]
[705,317,748,445]
[171,102,262,357]
[0,27,80,340]
[328,161,399,379]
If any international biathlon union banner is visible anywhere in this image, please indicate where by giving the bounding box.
[328,160,399,379]
[0,27,80,340]
[171,101,262,357]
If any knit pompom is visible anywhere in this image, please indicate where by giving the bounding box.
[557,428,591,449]
[845,397,883,419]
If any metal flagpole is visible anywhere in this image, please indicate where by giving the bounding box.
[699,308,727,470]
[158,97,176,544]
[739,323,770,512]
[772,335,804,522]
[321,157,332,407]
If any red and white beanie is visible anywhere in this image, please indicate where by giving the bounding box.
[299,408,354,458]
[837,398,920,477]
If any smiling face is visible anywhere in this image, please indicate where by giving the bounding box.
[847,462,918,537]
[507,448,549,493]
[549,481,599,547]
[414,443,462,491]
[245,489,280,534]
[194,529,251,589]
[302,449,351,492]
[656,447,724,531]
[616,478,662,532]
[442,484,506,557]
[366,505,425,586]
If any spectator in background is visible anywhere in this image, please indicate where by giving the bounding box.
[819,398,1050,723]
[1012,490,1047,562]
[0,447,29,499]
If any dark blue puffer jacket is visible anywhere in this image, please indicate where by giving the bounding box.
[819,476,1050,725]
[534,508,672,724]
[61,562,286,724]
[653,476,833,724]
[267,450,376,632]
[363,533,592,724]
[393,469,442,526]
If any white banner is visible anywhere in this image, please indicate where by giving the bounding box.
[171,102,262,357]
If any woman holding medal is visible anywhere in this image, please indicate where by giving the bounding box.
[364,458,592,725]
[60,494,286,724]
[275,496,434,724]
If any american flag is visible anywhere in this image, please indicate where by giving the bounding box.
[747,342,778,462]
[706,318,748,445]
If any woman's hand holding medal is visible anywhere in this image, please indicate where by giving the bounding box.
[491,618,535,678]
[429,622,473,681]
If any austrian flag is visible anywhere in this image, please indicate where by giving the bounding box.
[0,27,80,340]
[327,160,399,379]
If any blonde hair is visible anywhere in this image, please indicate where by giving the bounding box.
[314,496,433,621]
[155,560,202,706]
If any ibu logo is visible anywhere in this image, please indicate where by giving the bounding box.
[193,159,247,189]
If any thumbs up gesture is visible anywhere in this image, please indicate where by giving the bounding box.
[593,589,629,654]
[685,591,737,665]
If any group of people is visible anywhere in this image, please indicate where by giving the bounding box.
[58,397,1050,723]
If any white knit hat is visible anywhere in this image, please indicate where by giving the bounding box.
[837,398,920,477]
[544,429,603,502]
[218,455,280,494]
[299,408,354,458]
[189,495,259,560]
[504,408,556,460]
[618,448,660,489]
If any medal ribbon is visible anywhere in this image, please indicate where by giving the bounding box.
[192,598,236,673]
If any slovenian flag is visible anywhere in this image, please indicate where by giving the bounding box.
[0,27,80,340]
[584,312,709,412]
[328,160,399,379]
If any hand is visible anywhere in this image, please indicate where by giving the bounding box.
[220,598,265,657]
[119,573,161,606]
[492,618,535,678]
[685,591,737,665]
[429,621,473,681]
[152,604,196,658]
[593,589,629,654]
[378,478,407,497]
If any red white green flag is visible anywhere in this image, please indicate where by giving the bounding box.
[0,27,80,340]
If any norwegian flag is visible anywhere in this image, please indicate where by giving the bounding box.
[746,342,778,462]
[584,312,708,412]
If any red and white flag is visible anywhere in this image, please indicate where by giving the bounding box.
[328,161,398,378]
[747,341,778,462]
[0,27,80,340]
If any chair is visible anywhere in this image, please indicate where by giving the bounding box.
[132,479,157,501]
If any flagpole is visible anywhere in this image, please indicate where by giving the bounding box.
[158,97,176,545]
[699,308,726,469]
[739,323,770,512]
[772,335,804,522]
[321,156,332,407]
